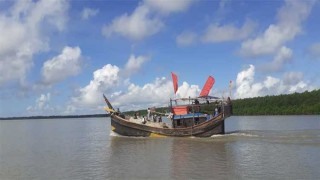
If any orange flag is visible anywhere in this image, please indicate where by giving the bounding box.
[199,76,215,97]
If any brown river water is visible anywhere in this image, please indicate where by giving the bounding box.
[1,115,320,179]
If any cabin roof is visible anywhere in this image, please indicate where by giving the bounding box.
[171,95,221,101]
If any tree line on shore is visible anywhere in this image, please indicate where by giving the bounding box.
[2,89,319,120]
[125,89,320,116]
[0,114,108,120]
[232,89,320,115]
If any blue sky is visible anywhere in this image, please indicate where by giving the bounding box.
[0,0,320,117]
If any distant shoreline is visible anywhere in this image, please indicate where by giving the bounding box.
[2,89,319,120]
[1,112,319,121]
[0,114,109,120]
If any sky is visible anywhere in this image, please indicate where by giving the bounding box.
[0,0,320,117]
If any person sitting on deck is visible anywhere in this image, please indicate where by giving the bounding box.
[195,117,199,125]
[206,114,211,121]
[142,116,146,124]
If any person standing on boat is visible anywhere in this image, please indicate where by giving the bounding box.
[147,108,151,120]
[194,99,200,112]
[214,107,218,117]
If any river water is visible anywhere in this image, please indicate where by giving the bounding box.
[0,116,320,179]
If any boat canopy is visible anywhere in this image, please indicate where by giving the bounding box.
[173,113,206,120]
[197,95,220,99]
[171,96,222,103]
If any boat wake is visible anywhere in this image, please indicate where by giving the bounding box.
[211,131,259,138]
[210,130,320,144]
[110,130,123,137]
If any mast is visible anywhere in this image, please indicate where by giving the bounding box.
[229,80,233,99]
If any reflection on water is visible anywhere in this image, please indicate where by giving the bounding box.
[170,138,231,179]
[108,137,236,179]
[1,116,320,179]
[108,137,235,179]
[108,137,172,179]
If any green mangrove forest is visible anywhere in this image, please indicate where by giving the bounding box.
[232,89,320,115]
[126,89,320,116]
[2,89,319,120]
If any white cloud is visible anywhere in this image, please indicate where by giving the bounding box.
[69,54,151,113]
[111,79,201,112]
[68,53,150,113]
[41,46,82,85]
[176,31,197,46]
[102,5,164,40]
[264,76,280,89]
[260,46,293,72]
[27,93,55,115]
[112,77,173,110]
[72,64,120,109]
[81,7,99,20]
[67,54,202,114]
[202,19,256,43]
[0,0,68,86]
[283,72,304,85]
[234,65,313,99]
[102,0,196,40]
[69,74,202,114]
[144,0,195,15]
[307,42,320,60]
[176,82,200,98]
[123,54,149,76]
[177,19,256,46]
[239,0,314,57]
[288,81,308,93]
[112,76,202,112]
[235,65,255,98]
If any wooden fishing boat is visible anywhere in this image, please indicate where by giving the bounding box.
[104,96,233,137]
[103,74,233,137]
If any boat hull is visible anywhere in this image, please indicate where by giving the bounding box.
[110,114,225,137]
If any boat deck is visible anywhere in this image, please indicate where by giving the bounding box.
[126,116,171,128]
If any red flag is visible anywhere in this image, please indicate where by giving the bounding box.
[171,72,178,94]
[199,76,215,97]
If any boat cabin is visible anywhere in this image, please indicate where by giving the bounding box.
[169,97,220,128]
[172,111,208,128]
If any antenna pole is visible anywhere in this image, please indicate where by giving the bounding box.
[229,80,232,99]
